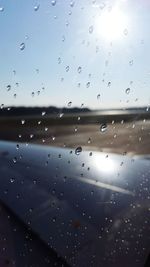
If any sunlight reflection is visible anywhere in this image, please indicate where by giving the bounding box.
[95,6,128,41]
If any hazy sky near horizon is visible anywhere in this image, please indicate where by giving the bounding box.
[0,0,150,109]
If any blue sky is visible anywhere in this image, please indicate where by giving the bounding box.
[0,0,150,109]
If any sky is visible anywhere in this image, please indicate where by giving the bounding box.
[0,0,150,109]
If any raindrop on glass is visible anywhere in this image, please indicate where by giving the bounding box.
[21,120,25,125]
[16,144,19,150]
[59,113,64,118]
[10,178,15,183]
[0,6,4,12]
[51,0,56,6]
[123,28,128,35]
[129,60,133,66]
[68,101,72,107]
[86,82,90,88]
[77,66,82,74]
[42,111,46,116]
[62,35,65,42]
[34,4,40,11]
[100,123,107,133]
[87,138,91,144]
[89,25,94,34]
[13,157,17,164]
[58,57,61,64]
[97,94,100,100]
[20,43,25,51]
[75,146,82,155]
[7,85,11,91]
[108,81,111,87]
[66,65,69,72]
[125,88,130,94]
[70,1,75,7]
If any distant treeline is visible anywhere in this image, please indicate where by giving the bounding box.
[0,106,91,117]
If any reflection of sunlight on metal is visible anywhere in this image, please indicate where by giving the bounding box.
[77,177,134,196]
[95,6,128,41]
[94,156,116,174]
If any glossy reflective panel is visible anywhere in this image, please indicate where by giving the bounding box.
[0,141,149,266]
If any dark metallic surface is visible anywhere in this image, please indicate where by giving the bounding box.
[0,141,149,266]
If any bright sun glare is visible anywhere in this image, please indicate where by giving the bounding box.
[95,7,128,41]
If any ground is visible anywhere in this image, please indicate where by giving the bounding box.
[0,115,149,155]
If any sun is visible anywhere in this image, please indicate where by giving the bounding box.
[95,7,128,41]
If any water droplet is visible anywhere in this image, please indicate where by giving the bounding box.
[123,28,128,35]
[70,1,75,7]
[100,123,107,133]
[20,43,25,51]
[21,120,25,125]
[89,25,94,34]
[38,120,41,125]
[129,60,133,66]
[62,35,65,42]
[42,111,46,116]
[36,68,39,74]
[97,94,100,100]
[77,116,80,121]
[87,138,91,144]
[13,70,16,75]
[7,85,11,91]
[66,65,69,72]
[59,113,64,118]
[14,93,17,98]
[34,4,40,11]
[86,82,90,88]
[77,66,82,73]
[52,136,55,141]
[125,88,130,94]
[108,81,111,87]
[16,144,19,150]
[0,6,4,12]
[1,104,4,109]
[10,178,15,183]
[45,127,48,131]
[75,146,82,155]
[68,101,72,107]
[31,92,35,97]
[52,217,56,223]
[30,134,34,139]
[51,0,56,6]
[66,21,69,26]
[13,157,17,163]
[58,57,61,64]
